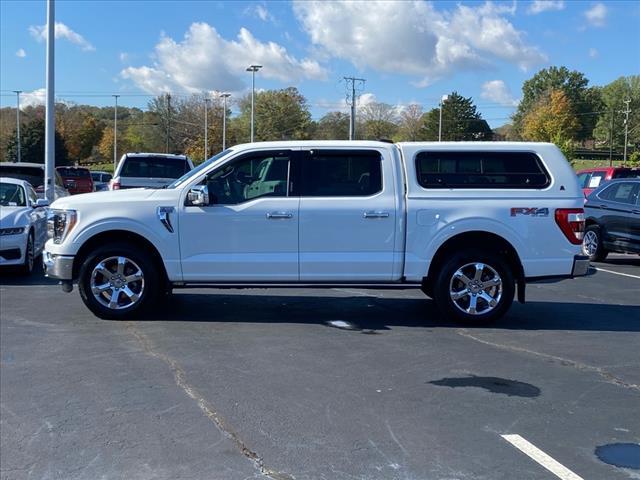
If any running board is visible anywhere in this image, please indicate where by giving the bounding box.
[171,282,422,290]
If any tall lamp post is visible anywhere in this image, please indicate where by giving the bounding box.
[246,64,262,142]
[113,94,119,170]
[44,0,55,202]
[438,94,448,142]
[204,96,210,160]
[13,91,21,163]
[220,93,231,150]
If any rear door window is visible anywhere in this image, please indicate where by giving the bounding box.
[415,151,550,189]
[577,172,591,188]
[599,182,639,205]
[121,157,190,179]
[300,150,382,197]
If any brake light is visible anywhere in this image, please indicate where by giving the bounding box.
[110,180,120,190]
[555,208,585,245]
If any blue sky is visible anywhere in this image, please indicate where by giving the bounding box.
[1,0,639,127]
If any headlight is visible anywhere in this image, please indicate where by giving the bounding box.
[0,227,25,236]
[47,209,77,244]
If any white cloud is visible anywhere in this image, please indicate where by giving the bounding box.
[527,1,565,15]
[245,3,275,23]
[28,22,95,51]
[121,22,326,95]
[584,3,607,27]
[20,88,46,109]
[16,48,26,58]
[480,80,519,107]
[293,1,546,87]
[589,48,598,58]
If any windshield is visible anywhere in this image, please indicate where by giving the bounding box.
[0,182,27,206]
[166,149,233,189]
[58,168,90,178]
[121,156,190,179]
[0,165,43,188]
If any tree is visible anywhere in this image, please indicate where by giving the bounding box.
[6,117,69,165]
[593,75,640,149]
[359,102,398,140]
[421,92,492,141]
[397,104,424,141]
[513,66,602,141]
[314,112,350,140]
[522,90,580,142]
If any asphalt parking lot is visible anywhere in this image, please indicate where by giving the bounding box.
[1,255,639,480]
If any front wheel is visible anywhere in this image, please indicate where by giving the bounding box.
[432,250,515,324]
[19,231,35,274]
[78,242,160,319]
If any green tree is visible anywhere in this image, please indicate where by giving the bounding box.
[593,75,640,149]
[6,117,69,165]
[421,92,492,141]
[314,111,350,140]
[513,66,602,141]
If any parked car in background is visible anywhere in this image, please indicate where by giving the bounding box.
[0,177,49,273]
[109,153,194,190]
[56,166,94,194]
[0,162,69,199]
[91,171,112,191]
[576,166,639,197]
[582,178,640,261]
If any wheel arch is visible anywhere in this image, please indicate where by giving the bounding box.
[423,231,525,303]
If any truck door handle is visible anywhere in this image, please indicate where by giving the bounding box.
[632,210,640,215]
[266,211,293,219]
[363,211,390,218]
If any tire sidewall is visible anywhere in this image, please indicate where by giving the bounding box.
[583,225,607,262]
[78,243,159,319]
[21,231,34,274]
[433,250,515,324]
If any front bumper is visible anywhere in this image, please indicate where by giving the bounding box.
[43,250,74,280]
[0,232,27,266]
[571,254,590,277]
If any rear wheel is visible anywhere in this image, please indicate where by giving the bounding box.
[582,225,608,262]
[432,250,515,324]
[78,242,160,319]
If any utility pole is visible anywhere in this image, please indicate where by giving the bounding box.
[344,76,365,140]
[246,65,262,142]
[439,94,449,142]
[220,93,231,150]
[622,99,631,163]
[166,93,171,154]
[13,91,21,163]
[113,94,119,170]
[609,107,614,167]
[44,0,55,202]
[204,96,210,160]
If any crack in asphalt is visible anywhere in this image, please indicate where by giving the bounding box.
[124,323,294,480]
[456,329,640,392]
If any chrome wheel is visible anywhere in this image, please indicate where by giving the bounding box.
[90,256,145,310]
[582,230,598,257]
[449,262,503,315]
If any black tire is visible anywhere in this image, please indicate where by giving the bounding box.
[432,249,515,325]
[19,231,35,275]
[78,242,160,320]
[582,225,608,262]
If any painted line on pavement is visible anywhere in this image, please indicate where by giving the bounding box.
[593,267,640,280]
[501,434,584,480]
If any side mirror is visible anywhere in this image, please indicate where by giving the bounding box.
[34,198,49,208]
[186,185,209,206]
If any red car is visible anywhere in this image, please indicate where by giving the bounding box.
[576,167,639,197]
[56,167,94,194]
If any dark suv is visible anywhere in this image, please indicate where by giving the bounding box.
[582,178,640,261]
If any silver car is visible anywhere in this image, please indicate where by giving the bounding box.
[109,153,194,190]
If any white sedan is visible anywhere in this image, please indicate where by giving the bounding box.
[0,177,49,273]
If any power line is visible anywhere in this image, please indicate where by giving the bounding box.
[343,76,366,140]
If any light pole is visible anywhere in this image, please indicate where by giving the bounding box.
[113,94,119,170]
[246,65,262,142]
[438,94,448,142]
[622,99,631,163]
[13,91,21,163]
[220,93,230,150]
[204,96,210,160]
[44,0,55,202]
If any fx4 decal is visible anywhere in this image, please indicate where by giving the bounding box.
[510,207,549,217]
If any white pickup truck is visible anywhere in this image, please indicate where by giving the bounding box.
[43,141,588,323]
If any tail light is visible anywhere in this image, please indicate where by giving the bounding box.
[555,208,585,245]
[110,180,121,190]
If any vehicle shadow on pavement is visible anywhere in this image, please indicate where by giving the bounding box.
[137,292,640,332]
[0,261,58,286]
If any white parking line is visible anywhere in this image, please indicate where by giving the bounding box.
[501,434,584,480]
[593,267,640,280]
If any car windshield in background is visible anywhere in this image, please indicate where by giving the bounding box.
[167,149,232,188]
[121,157,190,179]
[0,182,27,206]
[0,166,43,188]
[58,168,90,177]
